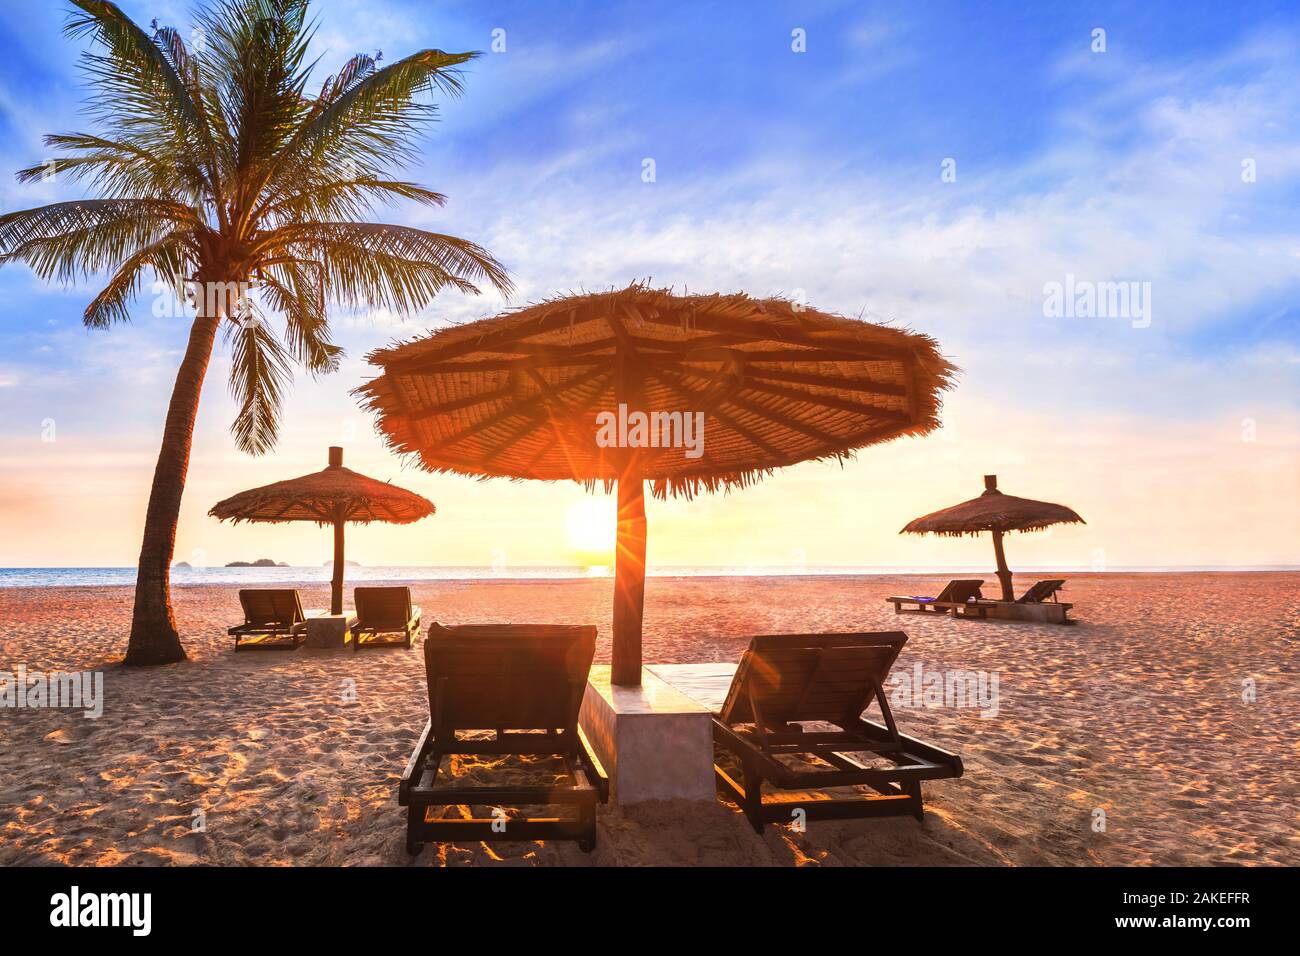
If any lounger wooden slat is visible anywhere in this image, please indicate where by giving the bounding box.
[407,780,600,805]
[398,622,609,854]
[710,631,963,832]
[405,816,594,843]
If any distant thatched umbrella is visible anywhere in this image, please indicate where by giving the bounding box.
[358,285,955,684]
[901,474,1084,601]
[209,447,434,614]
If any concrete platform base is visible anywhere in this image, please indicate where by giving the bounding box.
[647,663,737,713]
[579,666,715,803]
[980,601,1073,624]
[302,612,357,648]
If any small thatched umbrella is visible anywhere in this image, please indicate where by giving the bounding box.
[900,474,1084,601]
[209,447,434,614]
[358,285,955,684]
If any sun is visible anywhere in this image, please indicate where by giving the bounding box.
[564,497,616,561]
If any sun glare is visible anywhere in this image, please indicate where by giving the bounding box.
[565,497,616,562]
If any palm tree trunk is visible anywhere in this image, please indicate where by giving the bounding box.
[124,310,222,665]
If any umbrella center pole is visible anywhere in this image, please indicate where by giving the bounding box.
[991,529,1014,602]
[612,471,647,686]
[331,512,345,616]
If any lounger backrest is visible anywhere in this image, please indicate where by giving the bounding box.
[423,624,597,733]
[238,589,304,625]
[942,579,985,603]
[719,632,908,727]
[354,586,412,628]
[1018,579,1065,603]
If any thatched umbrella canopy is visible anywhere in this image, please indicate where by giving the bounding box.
[358,284,955,684]
[209,447,434,614]
[901,474,1084,600]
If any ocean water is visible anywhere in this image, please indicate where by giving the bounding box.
[0,565,1293,589]
[0,565,948,588]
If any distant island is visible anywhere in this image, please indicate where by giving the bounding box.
[225,559,290,568]
[323,560,362,568]
[172,561,192,569]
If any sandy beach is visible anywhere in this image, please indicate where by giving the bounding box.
[0,572,1295,867]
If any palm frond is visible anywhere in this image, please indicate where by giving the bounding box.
[152,26,194,79]
[65,1,215,182]
[18,132,207,200]
[225,305,293,454]
[197,0,313,195]
[82,236,193,327]
[257,259,341,374]
[264,221,512,311]
[318,52,377,104]
[295,48,473,160]
[262,177,446,224]
[0,199,198,283]
[256,48,476,211]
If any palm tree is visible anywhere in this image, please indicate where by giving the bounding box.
[0,0,510,665]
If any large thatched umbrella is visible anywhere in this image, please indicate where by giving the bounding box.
[209,447,434,615]
[358,285,955,684]
[900,474,1084,601]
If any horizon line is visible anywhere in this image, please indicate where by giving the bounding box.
[2,564,1296,573]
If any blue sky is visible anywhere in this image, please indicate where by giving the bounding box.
[0,0,1297,569]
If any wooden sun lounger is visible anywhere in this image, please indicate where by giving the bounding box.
[711,632,963,833]
[1017,579,1067,603]
[228,589,310,651]
[351,586,421,651]
[886,579,992,617]
[1016,579,1073,620]
[399,623,609,854]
